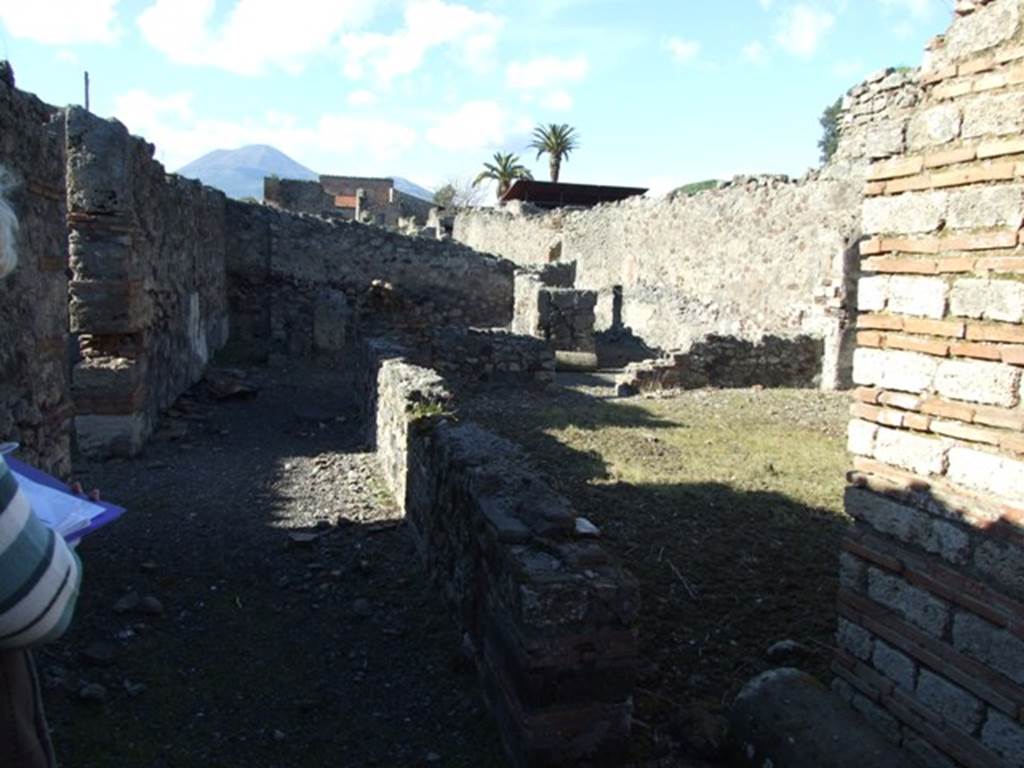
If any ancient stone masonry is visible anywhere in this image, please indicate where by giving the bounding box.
[834,2,1024,765]
[0,65,72,475]
[360,338,638,768]
[512,263,597,354]
[225,200,515,360]
[616,335,823,396]
[455,175,860,390]
[831,68,924,175]
[66,108,230,456]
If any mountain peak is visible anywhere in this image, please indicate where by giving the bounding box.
[176,145,318,200]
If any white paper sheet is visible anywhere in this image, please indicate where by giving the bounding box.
[11,470,106,539]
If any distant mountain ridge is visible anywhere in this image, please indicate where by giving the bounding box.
[177,145,317,200]
[176,144,434,203]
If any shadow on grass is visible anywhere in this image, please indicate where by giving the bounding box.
[461,381,848,763]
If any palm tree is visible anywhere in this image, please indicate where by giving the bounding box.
[529,123,579,183]
[473,152,533,199]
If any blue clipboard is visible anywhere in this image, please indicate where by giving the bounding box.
[4,456,126,542]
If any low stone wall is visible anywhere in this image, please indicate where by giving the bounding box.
[0,65,72,475]
[66,107,230,456]
[418,327,555,385]
[616,334,824,395]
[361,339,638,768]
[835,2,1024,766]
[226,201,515,360]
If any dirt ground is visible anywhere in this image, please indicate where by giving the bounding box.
[461,373,851,764]
[41,363,850,768]
[44,361,505,768]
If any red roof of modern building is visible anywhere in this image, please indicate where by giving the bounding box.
[499,180,648,209]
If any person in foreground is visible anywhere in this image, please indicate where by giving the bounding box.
[0,165,83,767]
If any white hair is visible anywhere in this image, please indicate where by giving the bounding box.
[0,165,18,279]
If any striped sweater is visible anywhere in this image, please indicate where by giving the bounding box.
[0,457,81,649]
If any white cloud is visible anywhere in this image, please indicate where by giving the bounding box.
[505,55,589,90]
[878,0,935,19]
[834,58,865,79]
[0,0,121,45]
[758,0,774,8]
[665,37,701,64]
[541,90,574,111]
[775,5,834,58]
[425,100,530,153]
[55,49,81,65]
[137,0,375,76]
[347,89,377,107]
[342,0,503,86]
[113,89,417,173]
[742,40,767,64]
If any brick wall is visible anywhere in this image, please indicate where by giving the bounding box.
[835,2,1024,765]
[66,107,230,457]
[0,65,71,475]
[360,339,637,768]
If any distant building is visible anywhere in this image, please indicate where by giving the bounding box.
[499,180,648,210]
[264,175,433,228]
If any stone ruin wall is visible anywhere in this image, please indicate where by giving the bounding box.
[0,65,72,475]
[225,200,514,361]
[452,70,926,390]
[66,107,231,456]
[835,1,1024,765]
[360,338,637,768]
[0,68,517,461]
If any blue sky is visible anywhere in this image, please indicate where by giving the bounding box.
[0,0,954,195]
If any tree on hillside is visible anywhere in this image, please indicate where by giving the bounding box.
[473,152,533,199]
[529,123,579,183]
[818,97,843,164]
[433,177,487,209]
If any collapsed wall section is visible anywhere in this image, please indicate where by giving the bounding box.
[0,66,71,475]
[66,107,229,456]
[361,339,638,768]
[225,201,515,359]
[835,2,1024,766]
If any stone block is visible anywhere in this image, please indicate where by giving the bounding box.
[839,551,867,592]
[74,412,147,457]
[961,91,1024,139]
[837,618,874,661]
[867,568,950,637]
[852,348,938,393]
[69,279,151,335]
[886,276,947,318]
[847,419,878,456]
[947,445,1024,504]
[973,539,1024,600]
[914,668,984,733]
[934,359,1020,407]
[950,278,1024,323]
[907,104,962,149]
[858,276,889,312]
[845,488,969,564]
[943,0,1021,61]
[862,191,947,235]
[872,426,947,476]
[980,709,1024,765]
[952,612,1024,686]
[946,184,1024,231]
[872,640,916,691]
